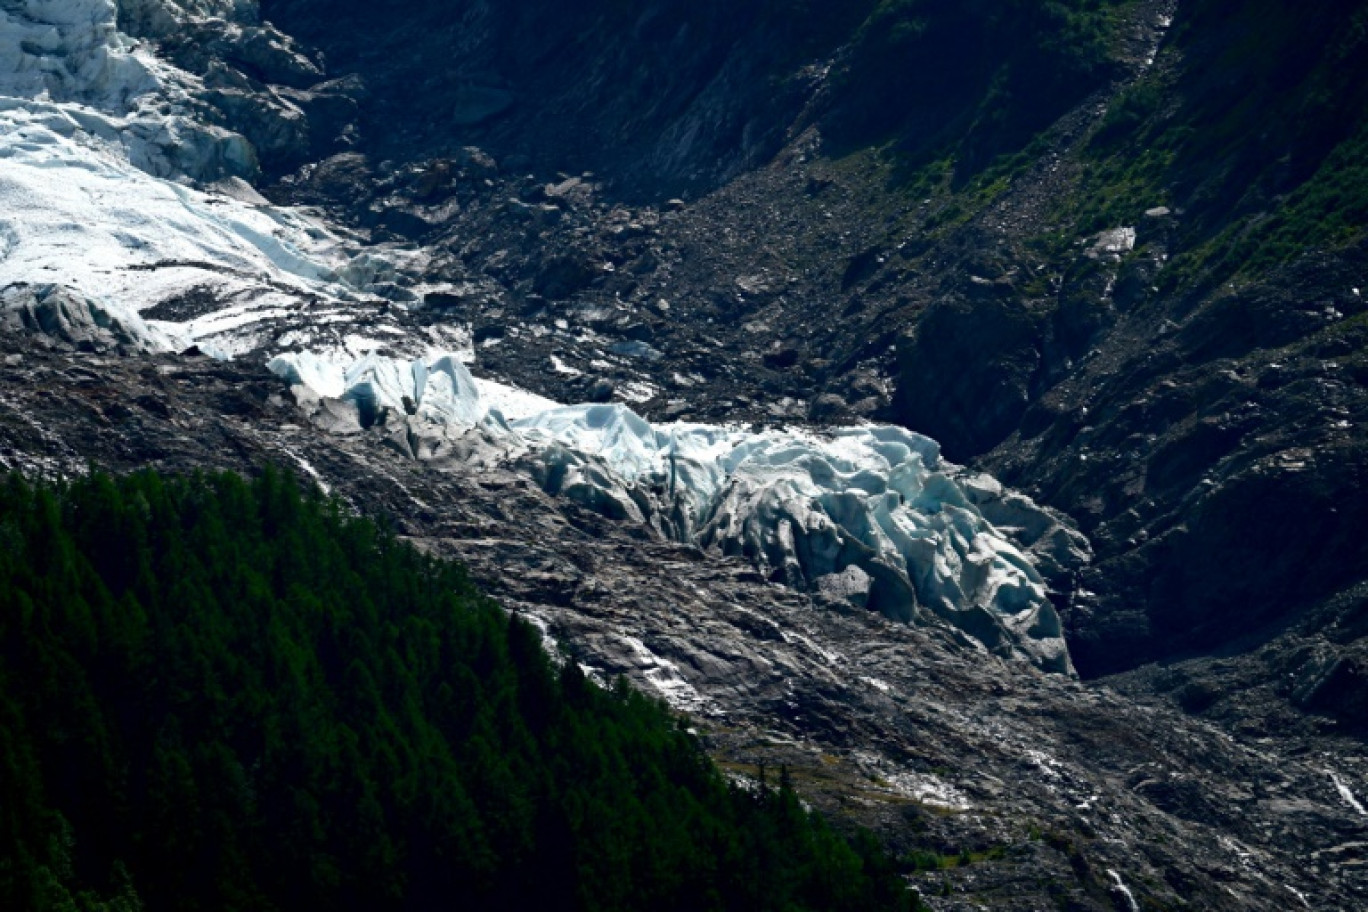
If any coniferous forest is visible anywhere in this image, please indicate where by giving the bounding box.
[0,469,913,911]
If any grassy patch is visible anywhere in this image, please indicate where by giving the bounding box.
[902,845,1009,872]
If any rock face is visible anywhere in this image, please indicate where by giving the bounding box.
[981,247,1368,680]
[890,296,1045,460]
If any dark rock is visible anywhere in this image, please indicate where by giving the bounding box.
[891,297,1042,461]
[202,87,311,173]
[473,325,505,344]
[450,83,515,126]
[276,151,373,206]
[841,247,886,290]
[807,392,848,421]
[454,146,499,177]
[622,323,656,343]
[423,289,471,309]
[224,24,325,88]
[763,346,800,370]
[535,255,598,299]
[587,378,615,402]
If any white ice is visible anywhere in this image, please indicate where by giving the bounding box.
[270,349,1087,673]
[0,0,402,352]
[1107,869,1140,912]
[1328,769,1367,816]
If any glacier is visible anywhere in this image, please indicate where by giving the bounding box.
[2,0,1090,673]
[269,349,1090,674]
[0,0,421,357]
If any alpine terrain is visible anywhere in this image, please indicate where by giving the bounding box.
[2,0,1367,909]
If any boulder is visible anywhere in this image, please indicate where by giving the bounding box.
[1,285,171,353]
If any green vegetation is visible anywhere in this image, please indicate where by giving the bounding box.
[1163,118,1368,288]
[1074,0,1368,289]
[901,845,1007,872]
[840,0,1367,298]
[0,468,914,912]
[830,0,1131,174]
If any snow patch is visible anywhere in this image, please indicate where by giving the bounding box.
[550,354,581,376]
[281,447,330,494]
[618,635,707,712]
[860,676,891,694]
[1328,769,1367,816]
[1107,869,1140,912]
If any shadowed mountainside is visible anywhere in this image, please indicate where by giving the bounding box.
[253,0,1368,690]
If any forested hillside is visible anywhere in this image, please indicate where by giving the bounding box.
[0,469,910,912]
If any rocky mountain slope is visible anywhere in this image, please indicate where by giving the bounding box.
[3,0,1368,907]
[5,304,1367,911]
[256,0,1368,701]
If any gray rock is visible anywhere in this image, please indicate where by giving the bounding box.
[609,339,663,361]
[455,146,499,176]
[814,564,872,608]
[807,392,848,421]
[1,285,168,353]
[309,396,363,435]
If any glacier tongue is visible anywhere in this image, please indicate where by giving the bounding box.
[1,0,1088,674]
[515,405,1085,674]
[270,349,1089,674]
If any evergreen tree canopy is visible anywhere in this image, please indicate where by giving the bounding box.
[0,468,912,912]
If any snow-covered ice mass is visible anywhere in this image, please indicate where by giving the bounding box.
[0,0,424,356]
[269,349,1090,674]
[1,0,1090,672]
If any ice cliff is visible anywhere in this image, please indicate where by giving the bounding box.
[270,350,1090,674]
